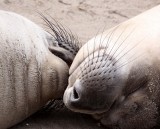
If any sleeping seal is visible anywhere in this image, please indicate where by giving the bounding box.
[63,5,160,129]
[0,10,79,129]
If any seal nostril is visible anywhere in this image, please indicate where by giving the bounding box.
[73,87,79,99]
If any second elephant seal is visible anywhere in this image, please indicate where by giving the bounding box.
[64,5,160,129]
[0,10,79,129]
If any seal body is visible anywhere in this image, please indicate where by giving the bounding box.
[64,5,160,129]
[0,10,78,129]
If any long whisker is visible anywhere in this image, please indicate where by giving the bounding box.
[97,25,107,60]
[101,30,113,57]
[103,26,136,68]
[95,26,107,74]
[89,27,102,76]
[87,42,90,78]
[81,26,120,77]
[98,26,127,69]
[39,13,80,57]
[109,26,128,59]
[46,14,71,42]
[110,26,136,60]
[98,26,120,69]
[114,53,145,71]
[106,27,125,60]
[79,45,84,75]
[99,27,120,66]
[100,52,144,76]
[78,64,84,79]
[113,37,145,66]
[102,26,119,63]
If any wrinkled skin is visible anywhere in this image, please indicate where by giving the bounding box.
[0,10,79,129]
[63,5,160,129]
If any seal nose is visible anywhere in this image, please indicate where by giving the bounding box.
[63,78,113,113]
[64,79,91,109]
[70,79,82,103]
[72,87,79,100]
[63,79,83,109]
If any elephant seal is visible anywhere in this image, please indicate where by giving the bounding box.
[63,5,160,129]
[0,10,79,129]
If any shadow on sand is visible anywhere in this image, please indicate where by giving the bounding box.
[10,107,105,129]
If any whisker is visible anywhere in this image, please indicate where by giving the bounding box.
[110,26,136,61]
[96,29,105,74]
[100,26,120,68]
[83,49,90,78]
[97,26,120,69]
[100,53,143,79]
[106,27,125,60]
[78,64,84,79]
[56,23,75,48]
[100,25,107,45]
[87,42,90,78]
[39,13,80,58]
[103,26,136,68]
[97,25,107,64]
[114,53,145,71]
[113,37,145,66]
[40,15,58,37]
[108,26,128,59]
[100,28,119,60]
[90,27,102,76]
[80,26,120,77]
[46,14,70,40]
[43,16,63,38]
[98,26,127,70]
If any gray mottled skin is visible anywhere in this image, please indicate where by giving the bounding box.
[0,10,78,129]
[64,5,160,129]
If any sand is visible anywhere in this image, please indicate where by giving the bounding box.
[0,0,159,128]
[1,0,160,43]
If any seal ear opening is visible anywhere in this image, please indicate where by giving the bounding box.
[49,46,74,67]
